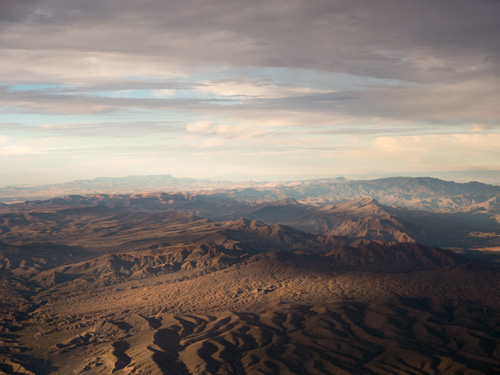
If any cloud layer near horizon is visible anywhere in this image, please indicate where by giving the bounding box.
[1,0,499,183]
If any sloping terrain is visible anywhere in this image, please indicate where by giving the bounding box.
[236,197,413,243]
[3,248,500,375]
[1,195,500,374]
[225,197,500,248]
[14,297,500,375]
[3,192,500,249]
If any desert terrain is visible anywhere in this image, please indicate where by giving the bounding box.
[1,177,500,374]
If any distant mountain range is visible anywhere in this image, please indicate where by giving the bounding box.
[2,174,500,214]
[342,168,500,185]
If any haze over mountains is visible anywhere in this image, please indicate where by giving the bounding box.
[1,175,500,374]
[2,173,500,210]
[3,174,499,250]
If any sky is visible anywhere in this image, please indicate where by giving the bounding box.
[1,0,500,184]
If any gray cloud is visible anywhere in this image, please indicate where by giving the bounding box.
[0,0,34,22]
[1,0,499,83]
[0,85,239,114]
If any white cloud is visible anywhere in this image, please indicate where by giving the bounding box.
[185,120,271,147]
[151,89,175,97]
[198,79,330,99]
[374,134,500,154]
[185,121,216,133]
[469,124,491,133]
[1,145,35,155]
[186,121,269,138]
[366,133,500,170]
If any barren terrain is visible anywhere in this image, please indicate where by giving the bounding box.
[1,191,500,374]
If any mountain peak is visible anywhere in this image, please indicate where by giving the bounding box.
[269,198,303,206]
[337,197,380,209]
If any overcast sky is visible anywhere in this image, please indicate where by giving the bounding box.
[1,0,499,184]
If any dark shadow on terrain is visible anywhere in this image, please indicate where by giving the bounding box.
[112,341,131,371]
[150,328,190,375]
[141,315,162,329]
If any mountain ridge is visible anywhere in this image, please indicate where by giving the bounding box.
[2,191,499,250]
[2,175,500,213]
